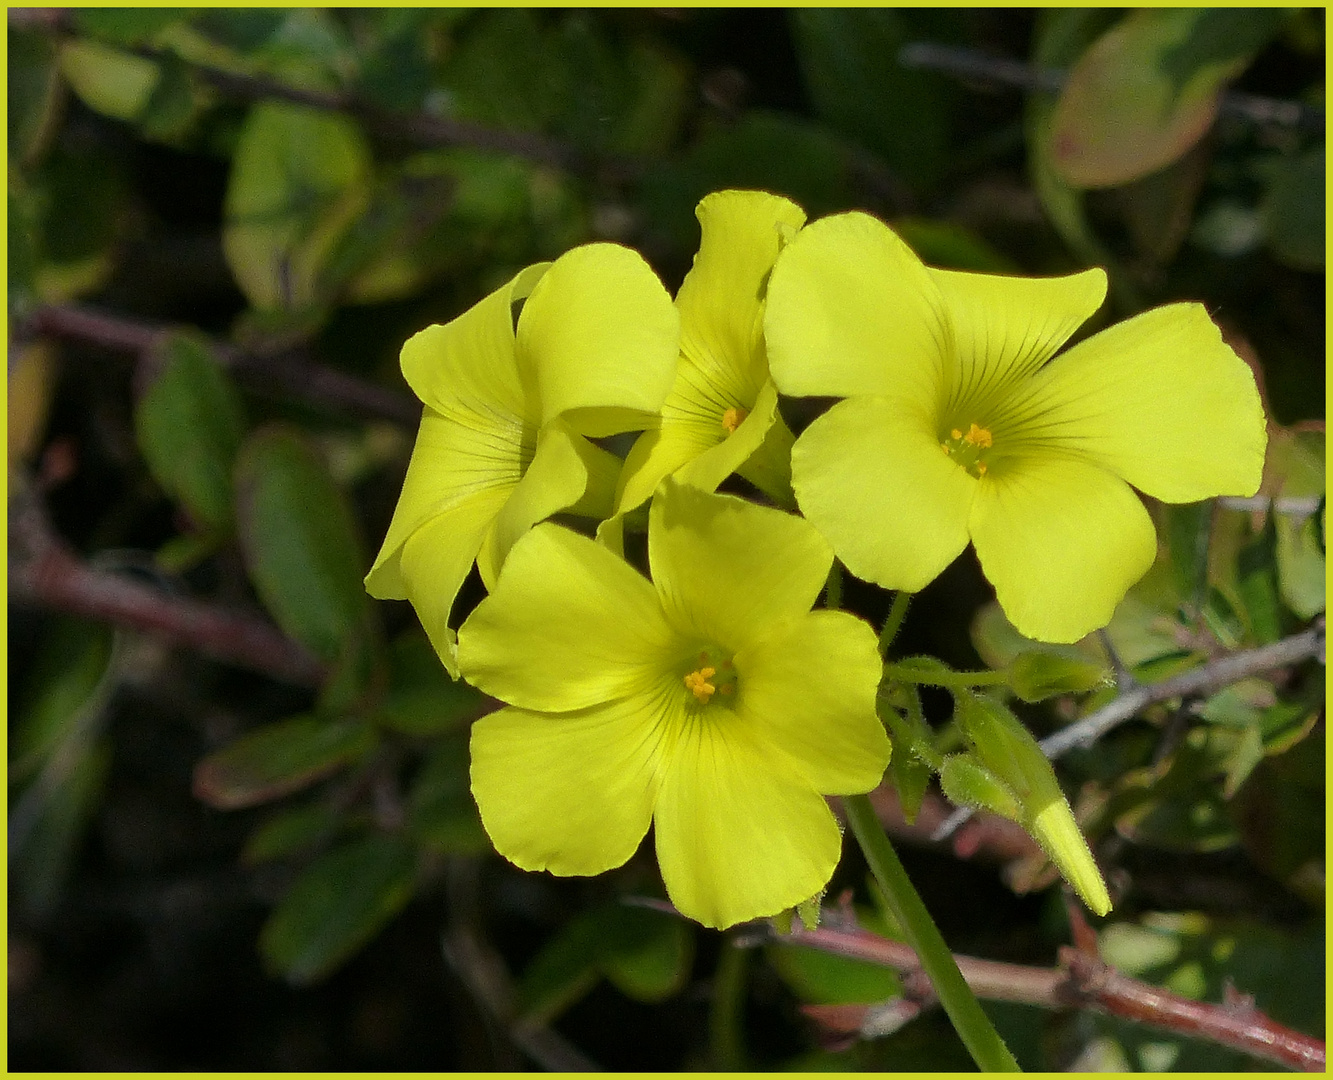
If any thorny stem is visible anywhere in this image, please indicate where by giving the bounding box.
[843,793,1021,1072]
[772,916,1324,1072]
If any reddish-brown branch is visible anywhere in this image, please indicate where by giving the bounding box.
[781,920,1324,1072]
[10,489,326,688]
[22,303,422,427]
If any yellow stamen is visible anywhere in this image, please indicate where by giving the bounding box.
[976,462,987,476]
[951,428,963,440]
[964,423,993,449]
[684,667,717,702]
[721,407,748,435]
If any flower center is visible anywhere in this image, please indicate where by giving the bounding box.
[721,406,748,435]
[940,422,993,479]
[682,646,737,706]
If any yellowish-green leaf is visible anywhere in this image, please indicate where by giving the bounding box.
[1050,9,1285,188]
[223,102,372,310]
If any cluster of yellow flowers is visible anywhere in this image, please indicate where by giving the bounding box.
[365,190,1266,930]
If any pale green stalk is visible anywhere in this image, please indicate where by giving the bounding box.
[844,793,1020,1072]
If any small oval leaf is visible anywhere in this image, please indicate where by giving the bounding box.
[234,425,367,661]
[260,833,417,984]
[134,332,246,528]
[193,714,376,810]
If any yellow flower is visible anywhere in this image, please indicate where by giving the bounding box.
[765,211,1267,642]
[602,190,806,549]
[364,244,679,674]
[458,479,891,929]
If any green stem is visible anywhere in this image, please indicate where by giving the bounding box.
[884,665,1009,690]
[878,590,912,656]
[710,936,748,1071]
[843,793,1020,1072]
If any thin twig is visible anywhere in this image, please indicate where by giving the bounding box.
[9,486,327,688]
[1218,495,1323,517]
[932,622,1324,841]
[1039,621,1324,759]
[898,42,1325,133]
[772,920,1325,1072]
[22,303,421,427]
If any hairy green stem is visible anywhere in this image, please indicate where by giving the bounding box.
[843,793,1020,1072]
[878,590,912,656]
[885,664,1009,689]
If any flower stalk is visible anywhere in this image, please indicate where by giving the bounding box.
[843,793,1021,1072]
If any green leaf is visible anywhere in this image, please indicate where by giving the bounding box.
[242,802,343,865]
[134,332,246,529]
[600,905,693,1004]
[1165,500,1213,616]
[406,736,489,856]
[640,111,857,252]
[789,9,956,191]
[515,910,604,1025]
[1260,148,1325,271]
[892,218,1018,273]
[1026,9,1121,268]
[767,905,903,1005]
[222,102,372,311]
[9,29,63,166]
[70,8,190,46]
[32,136,127,302]
[380,633,489,737]
[1050,9,1284,188]
[59,38,161,123]
[970,600,1104,672]
[11,738,112,921]
[12,616,116,777]
[234,425,368,661]
[1235,520,1282,644]
[259,833,417,984]
[193,714,377,810]
[1265,425,1325,619]
[1006,652,1111,703]
[939,754,1022,822]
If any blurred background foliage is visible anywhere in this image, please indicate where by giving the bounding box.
[8,7,1324,1070]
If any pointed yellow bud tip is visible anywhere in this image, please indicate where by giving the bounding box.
[721,406,748,435]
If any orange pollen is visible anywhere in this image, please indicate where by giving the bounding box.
[963,423,993,448]
[684,667,717,702]
[721,407,748,435]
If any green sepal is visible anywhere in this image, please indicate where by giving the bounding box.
[954,691,1111,916]
[939,753,1022,822]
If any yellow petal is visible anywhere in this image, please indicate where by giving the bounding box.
[969,455,1157,643]
[394,488,512,677]
[458,522,676,713]
[1025,302,1267,502]
[929,266,1107,408]
[365,407,531,600]
[476,417,606,588]
[791,396,974,592]
[734,610,890,794]
[648,479,831,652]
[519,242,679,437]
[653,714,842,929]
[470,699,662,877]
[676,189,806,407]
[765,211,950,402]
[399,263,546,421]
